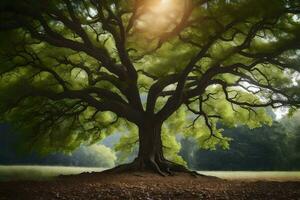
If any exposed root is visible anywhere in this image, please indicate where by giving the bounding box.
[102,156,210,178]
[150,159,167,176]
[158,159,204,177]
[101,162,133,174]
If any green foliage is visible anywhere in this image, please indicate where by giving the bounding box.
[77,144,117,168]
[0,0,300,164]
[161,133,187,166]
[181,110,300,170]
[114,122,139,163]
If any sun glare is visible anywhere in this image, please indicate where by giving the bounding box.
[135,0,185,38]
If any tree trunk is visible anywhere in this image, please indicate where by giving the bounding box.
[105,118,194,176]
[137,120,163,168]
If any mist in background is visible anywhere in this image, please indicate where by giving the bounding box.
[180,110,300,170]
[1,110,300,171]
[0,125,116,168]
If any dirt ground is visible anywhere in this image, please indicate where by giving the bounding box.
[0,171,299,200]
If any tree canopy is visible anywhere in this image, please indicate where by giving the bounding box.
[0,0,300,174]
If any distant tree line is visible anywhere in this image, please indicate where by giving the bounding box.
[1,111,300,171]
[180,112,300,170]
[0,125,116,168]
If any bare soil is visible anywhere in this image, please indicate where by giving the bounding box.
[0,171,299,200]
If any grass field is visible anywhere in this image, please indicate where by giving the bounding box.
[197,171,300,181]
[0,165,299,182]
[0,165,104,181]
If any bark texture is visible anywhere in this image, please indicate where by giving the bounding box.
[105,119,198,176]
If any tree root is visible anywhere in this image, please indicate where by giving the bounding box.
[102,157,207,178]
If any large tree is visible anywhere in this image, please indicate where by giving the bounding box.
[0,0,300,175]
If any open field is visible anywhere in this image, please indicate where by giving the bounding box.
[0,165,104,181]
[0,165,299,182]
[198,171,300,182]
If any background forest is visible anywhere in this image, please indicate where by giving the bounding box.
[1,110,299,171]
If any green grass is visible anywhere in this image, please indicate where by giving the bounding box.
[0,165,104,181]
[0,165,299,182]
[197,171,300,181]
